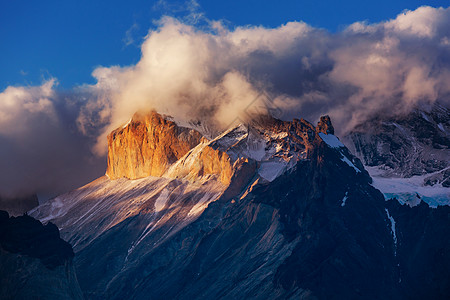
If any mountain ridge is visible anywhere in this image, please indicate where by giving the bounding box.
[29,111,404,299]
[344,102,450,207]
[0,210,83,299]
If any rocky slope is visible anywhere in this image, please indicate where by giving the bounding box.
[107,111,203,179]
[344,103,450,206]
[0,210,83,300]
[342,103,450,299]
[30,112,408,299]
[346,103,449,178]
[384,200,450,299]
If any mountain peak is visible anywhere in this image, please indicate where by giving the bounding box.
[316,115,334,135]
[106,110,203,180]
[105,111,361,186]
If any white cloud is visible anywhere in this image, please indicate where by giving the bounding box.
[123,23,140,47]
[0,79,57,135]
[385,6,445,38]
[79,6,450,153]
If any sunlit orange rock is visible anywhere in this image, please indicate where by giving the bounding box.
[106,111,202,179]
[165,140,234,185]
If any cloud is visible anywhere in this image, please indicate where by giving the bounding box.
[385,6,446,38]
[2,5,450,198]
[0,80,105,199]
[153,0,205,25]
[80,18,323,154]
[0,79,56,135]
[79,5,450,154]
[326,6,450,130]
[123,23,140,47]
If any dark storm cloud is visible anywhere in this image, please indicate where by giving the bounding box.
[0,81,105,199]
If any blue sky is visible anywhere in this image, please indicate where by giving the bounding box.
[0,0,447,90]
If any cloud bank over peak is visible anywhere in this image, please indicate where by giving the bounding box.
[83,18,318,154]
[79,5,450,154]
[1,5,449,198]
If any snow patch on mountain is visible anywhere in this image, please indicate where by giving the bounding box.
[154,188,170,212]
[187,191,221,218]
[320,132,361,174]
[385,208,397,256]
[258,161,287,182]
[122,118,132,129]
[437,123,446,133]
[368,166,450,207]
[341,156,361,173]
[341,192,348,207]
[30,176,226,251]
[210,123,306,182]
[318,132,345,148]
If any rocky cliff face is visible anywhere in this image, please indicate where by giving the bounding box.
[344,103,450,206]
[345,103,449,179]
[0,210,83,300]
[106,111,203,179]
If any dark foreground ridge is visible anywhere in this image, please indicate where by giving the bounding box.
[0,194,39,217]
[0,211,83,299]
[0,210,73,269]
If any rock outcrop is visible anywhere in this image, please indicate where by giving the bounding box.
[106,110,368,189]
[384,200,450,299]
[0,210,83,299]
[165,140,234,184]
[344,102,449,206]
[316,115,334,135]
[106,111,203,179]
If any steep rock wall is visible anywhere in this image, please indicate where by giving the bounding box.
[106,111,203,179]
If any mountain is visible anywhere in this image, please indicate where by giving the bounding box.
[30,111,411,299]
[344,103,450,207]
[0,210,83,299]
[342,103,450,299]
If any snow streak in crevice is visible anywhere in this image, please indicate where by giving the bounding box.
[385,208,398,256]
[341,192,348,207]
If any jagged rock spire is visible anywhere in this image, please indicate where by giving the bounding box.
[316,115,334,135]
